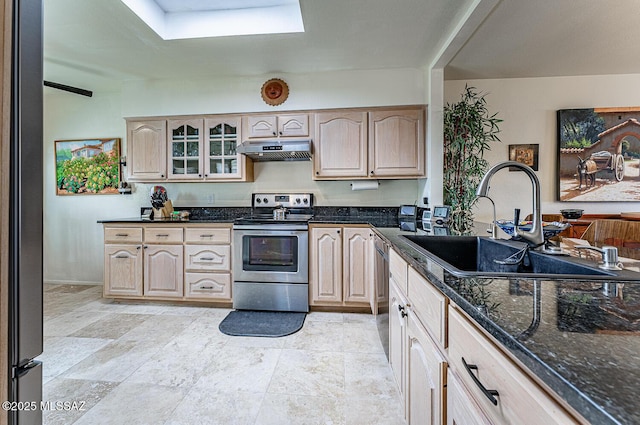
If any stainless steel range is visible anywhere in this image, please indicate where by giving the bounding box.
[232,193,313,312]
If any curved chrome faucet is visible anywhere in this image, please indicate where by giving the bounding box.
[476,161,544,247]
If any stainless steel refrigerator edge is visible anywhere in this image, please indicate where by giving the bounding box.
[9,0,43,424]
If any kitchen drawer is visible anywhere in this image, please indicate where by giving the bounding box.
[408,267,447,348]
[184,245,230,271]
[104,227,143,243]
[447,369,492,425]
[184,227,231,244]
[184,272,231,300]
[448,306,581,425]
[144,227,184,243]
[389,248,408,295]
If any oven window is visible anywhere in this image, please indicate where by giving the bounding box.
[242,235,298,272]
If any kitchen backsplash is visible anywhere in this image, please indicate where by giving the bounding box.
[142,205,406,226]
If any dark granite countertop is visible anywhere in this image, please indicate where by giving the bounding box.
[98,217,236,224]
[374,224,640,425]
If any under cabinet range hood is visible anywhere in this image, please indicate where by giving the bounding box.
[236,139,312,161]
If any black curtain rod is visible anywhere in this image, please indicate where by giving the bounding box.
[43,80,93,97]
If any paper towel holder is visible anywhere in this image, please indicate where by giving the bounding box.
[350,180,380,191]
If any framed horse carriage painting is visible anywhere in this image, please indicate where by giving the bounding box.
[557,108,640,202]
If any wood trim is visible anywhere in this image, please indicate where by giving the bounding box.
[124,104,428,122]
[0,0,11,423]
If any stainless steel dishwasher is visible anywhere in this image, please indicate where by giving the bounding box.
[373,234,390,359]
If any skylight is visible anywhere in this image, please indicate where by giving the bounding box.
[121,0,304,40]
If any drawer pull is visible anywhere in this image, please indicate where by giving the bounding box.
[156,234,170,237]
[200,234,214,238]
[462,357,499,406]
[200,286,214,289]
[115,255,129,259]
[200,257,214,261]
[115,233,129,237]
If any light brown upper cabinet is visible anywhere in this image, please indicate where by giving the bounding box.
[313,106,425,180]
[127,120,167,181]
[313,111,368,178]
[167,118,204,180]
[126,116,253,182]
[243,113,309,139]
[203,116,253,181]
[369,108,425,177]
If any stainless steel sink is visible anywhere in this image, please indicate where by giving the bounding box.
[401,235,619,279]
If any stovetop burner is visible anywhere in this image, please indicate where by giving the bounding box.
[233,193,314,227]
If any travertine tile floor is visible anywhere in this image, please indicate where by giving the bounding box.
[39,284,406,425]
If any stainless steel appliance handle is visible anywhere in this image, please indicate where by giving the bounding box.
[233,224,308,232]
[374,245,389,262]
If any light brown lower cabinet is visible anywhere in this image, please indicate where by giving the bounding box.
[389,247,587,425]
[389,280,407,399]
[184,272,231,300]
[389,249,446,425]
[143,244,184,298]
[406,311,446,425]
[103,223,232,302]
[448,306,584,425]
[309,225,374,311]
[183,226,232,301]
[104,244,143,297]
[446,369,492,425]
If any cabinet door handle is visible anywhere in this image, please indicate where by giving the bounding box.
[370,171,374,175]
[462,357,499,406]
[337,230,340,234]
[136,246,141,250]
[115,233,129,237]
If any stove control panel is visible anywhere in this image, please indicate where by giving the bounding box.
[252,193,313,208]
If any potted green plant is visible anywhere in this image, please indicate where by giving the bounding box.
[443,85,502,233]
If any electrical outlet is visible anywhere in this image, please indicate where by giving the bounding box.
[422,197,428,205]
[208,194,215,204]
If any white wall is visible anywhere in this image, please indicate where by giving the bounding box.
[44,68,427,284]
[445,74,640,223]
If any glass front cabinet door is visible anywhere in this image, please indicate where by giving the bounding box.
[167,119,204,180]
[204,117,243,180]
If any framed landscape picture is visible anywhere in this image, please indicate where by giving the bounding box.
[509,144,539,171]
[54,138,121,195]
[557,108,640,202]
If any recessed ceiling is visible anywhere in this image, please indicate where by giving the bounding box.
[44,0,466,92]
[120,0,304,40]
[43,0,640,93]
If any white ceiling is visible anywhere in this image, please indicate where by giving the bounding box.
[43,0,640,93]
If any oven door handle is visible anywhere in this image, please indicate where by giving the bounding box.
[233,225,308,233]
